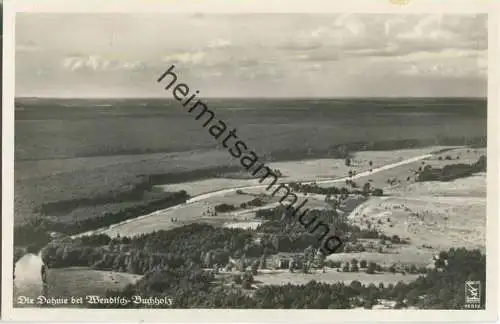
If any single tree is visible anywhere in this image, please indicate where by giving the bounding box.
[350,259,359,272]
[362,182,371,196]
[366,262,377,274]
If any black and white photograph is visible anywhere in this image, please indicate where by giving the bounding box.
[2,0,498,322]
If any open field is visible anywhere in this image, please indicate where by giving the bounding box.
[349,195,486,251]
[269,146,453,182]
[45,268,142,302]
[326,247,436,267]
[162,146,452,198]
[95,192,276,237]
[251,268,420,286]
[394,172,486,197]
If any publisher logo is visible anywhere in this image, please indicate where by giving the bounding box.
[464,281,481,309]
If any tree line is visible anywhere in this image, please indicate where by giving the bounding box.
[14,190,189,248]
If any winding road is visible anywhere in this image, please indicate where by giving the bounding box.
[74,153,433,238]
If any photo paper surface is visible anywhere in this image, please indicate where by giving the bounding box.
[2,0,498,322]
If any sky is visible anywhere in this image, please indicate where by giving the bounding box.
[15,13,487,98]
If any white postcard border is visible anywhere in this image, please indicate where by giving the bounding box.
[2,0,499,322]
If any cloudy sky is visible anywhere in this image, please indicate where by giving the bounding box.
[16,13,487,98]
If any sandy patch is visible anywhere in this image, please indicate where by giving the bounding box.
[223,221,264,230]
[348,195,486,251]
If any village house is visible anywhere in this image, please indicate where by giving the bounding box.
[267,252,305,270]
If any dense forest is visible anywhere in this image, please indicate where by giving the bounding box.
[41,218,407,279]
[41,223,313,272]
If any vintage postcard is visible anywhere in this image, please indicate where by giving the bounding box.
[2,0,499,322]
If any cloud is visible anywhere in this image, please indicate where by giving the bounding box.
[294,50,340,62]
[399,62,480,78]
[62,55,144,72]
[161,51,206,65]
[276,14,486,63]
[207,38,231,49]
[398,54,486,78]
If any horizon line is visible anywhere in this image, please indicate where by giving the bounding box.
[15,95,488,100]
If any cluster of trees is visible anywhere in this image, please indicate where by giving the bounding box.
[255,206,408,253]
[14,190,189,247]
[214,203,237,213]
[417,155,486,182]
[339,259,427,275]
[339,259,381,273]
[246,197,265,207]
[287,182,383,199]
[214,197,266,213]
[41,224,273,271]
[288,182,345,196]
